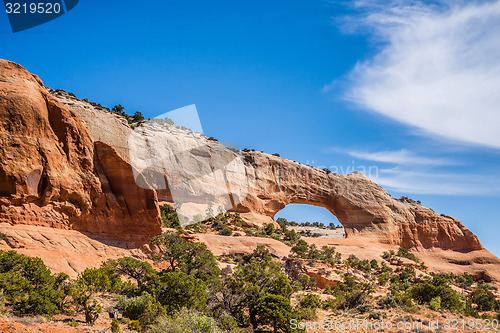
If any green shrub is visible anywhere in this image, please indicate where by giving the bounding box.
[456,273,474,289]
[368,311,387,320]
[120,292,165,328]
[378,294,398,309]
[150,309,222,333]
[102,256,156,293]
[216,313,239,332]
[429,296,441,310]
[0,250,66,315]
[152,231,220,287]
[68,319,79,327]
[297,293,321,320]
[154,271,207,314]
[291,240,309,258]
[250,294,302,332]
[357,303,372,313]
[378,274,390,286]
[378,291,414,311]
[370,259,380,271]
[264,223,275,235]
[159,204,181,228]
[127,320,142,331]
[0,289,5,313]
[382,251,393,260]
[409,276,464,311]
[296,274,313,291]
[111,318,121,333]
[79,267,113,292]
[332,276,374,310]
[219,227,233,236]
[298,293,321,309]
[468,285,497,311]
[397,247,419,263]
[322,297,336,310]
[398,266,416,283]
[298,306,317,320]
[323,285,331,294]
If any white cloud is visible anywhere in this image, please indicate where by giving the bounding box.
[343,148,453,165]
[372,167,500,195]
[329,147,500,195]
[341,0,500,149]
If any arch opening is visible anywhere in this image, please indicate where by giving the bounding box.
[274,203,345,238]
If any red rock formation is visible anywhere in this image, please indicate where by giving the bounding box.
[235,151,482,252]
[0,59,484,252]
[0,59,161,238]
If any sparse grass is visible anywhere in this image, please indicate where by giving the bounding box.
[16,316,46,326]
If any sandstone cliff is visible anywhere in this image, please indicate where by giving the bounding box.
[0,59,484,253]
[235,152,482,251]
[0,59,161,238]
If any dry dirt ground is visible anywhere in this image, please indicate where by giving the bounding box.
[288,226,346,238]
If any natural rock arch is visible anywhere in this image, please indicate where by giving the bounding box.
[0,59,483,253]
[233,151,482,251]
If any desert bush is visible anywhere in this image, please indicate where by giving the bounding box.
[297,293,321,320]
[468,285,497,311]
[102,256,156,293]
[0,250,66,315]
[250,294,302,332]
[216,313,239,332]
[152,231,220,288]
[69,279,102,325]
[397,266,416,283]
[455,273,474,289]
[150,309,222,333]
[378,273,390,286]
[370,259,380,271]
[219,227,233,236]
[368,311,387,320]
[79,267,114,293]
[356,303,372,313]
[153,271,207,314]
[322,297,336,310]
[159,204,181,229]
[409,276,464,312]
[111,318,121,333]
[291,240,309,258]
[332,276,374,310]
[0,289,5,313]
[429,296,441,310]
[397,247,420,263]
[378,290,414,311]
[119,292,165,328]
[295,274,314,291]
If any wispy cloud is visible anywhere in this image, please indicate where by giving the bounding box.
[329,147,500,195]
[343,149,454,166]
[372,167,500,195]
[340,0,500,149]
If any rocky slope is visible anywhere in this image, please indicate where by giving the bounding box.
[0,59,498,280]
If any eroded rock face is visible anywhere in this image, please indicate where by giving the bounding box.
[0,59,161,237]
[235,152,483,251]
[0,59,483,252]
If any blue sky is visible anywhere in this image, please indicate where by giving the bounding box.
[1,0,499,256]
